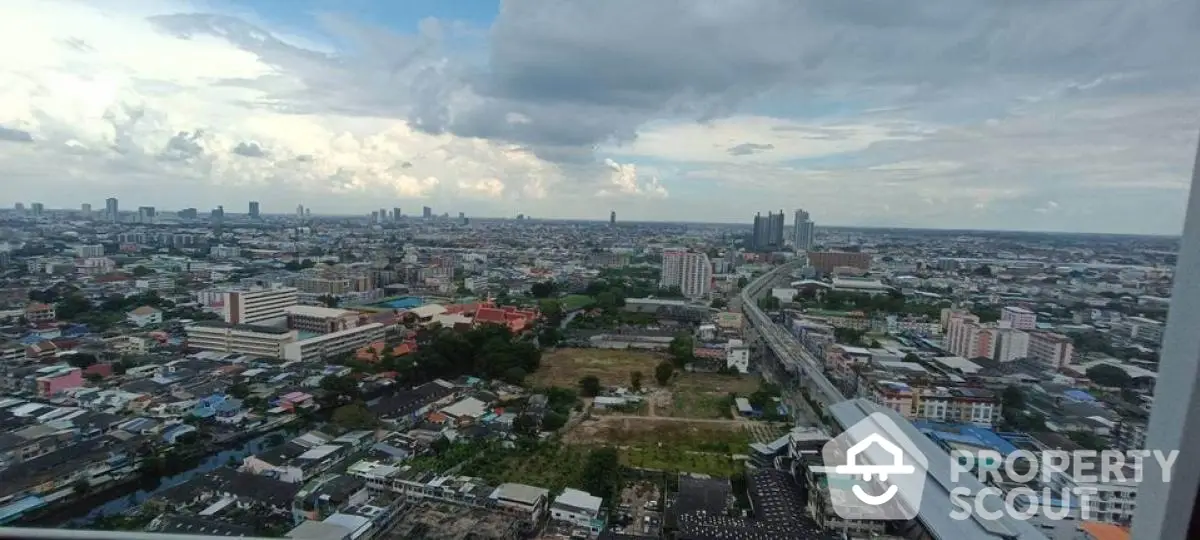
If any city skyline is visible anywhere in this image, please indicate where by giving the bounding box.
[1,1,1198,234]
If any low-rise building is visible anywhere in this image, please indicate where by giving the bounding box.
[127,306,163,327]
[186,321,298,358]
[549,488,603,535]
[283,323,385,363]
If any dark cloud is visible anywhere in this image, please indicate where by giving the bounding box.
[727,143,775,156]
[232,141,266,158]
[0,126,34,143]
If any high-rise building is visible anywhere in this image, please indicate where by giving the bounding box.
[660,249,712,299]
[29,203,44,216]
[1028,331,1075,368]
[422,206,432,219]
[793,209,815,251]
[13,203,24,212]
[223,286,299,325]
[751,211,785,251]
[105,198,119,222]
[211,206,225,222]
[379,208,387,223]
[610,211,616,226]
[249,201,260,219]
[138,206,156,223]
[296,204,305,217]
[370,210,380,223]
[1000,306,1037,330]
[392,207,401,221]
[305,208,311,217]
[81,203,92,215]
[178,208,198,220]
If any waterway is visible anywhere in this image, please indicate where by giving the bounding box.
[43,429,290,527]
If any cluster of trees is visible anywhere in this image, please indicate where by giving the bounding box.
[757,296,782,310]
[1086,364,1133,388]
[797,289,947,319]
[333,324,542,387]
[655,361,674,386]
[580,448,621,510]
[1000,386,1048,432]
[332,402,378,430]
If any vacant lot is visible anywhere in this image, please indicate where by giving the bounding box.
[561,294,596,310]
[565,417,750,452]
[531,348,664,388]
[460,443,590,495]
[662,372,763,419]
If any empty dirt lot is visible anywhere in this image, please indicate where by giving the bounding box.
[530,348,665,388]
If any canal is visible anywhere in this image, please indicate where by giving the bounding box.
[45,429,289,526]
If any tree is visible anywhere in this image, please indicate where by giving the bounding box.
[531,281,557,298]
[320,374,361,405]
[974,264,993,277]
[539,299,563,322]
[710,298,727,309]
[902,353,921,363]
[630,371,644,391]
[513,414,539,436]
[1002,386,1025,410]
[542,411,568,431]
[85,372,104,384]
[67,353,98,369]
[131,266,155,277]
[228,383,251,399]
[332,402,377,430]
[668,333,695,367]
[655,361,674,386]
[737,277,749,288]
[581,448,621,508]
[757,296,781,310]
[579,375,602,397]
[1086,365,1132,387]
[503,367,527,385]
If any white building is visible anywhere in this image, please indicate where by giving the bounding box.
[993,327,1030,362]
[726,339,750,374]
[660,249,712,299]
[550,488,603,535]
[1000,306,1037,330]
[792,209,815,251]
[75,244,104,258]
[1028,332,1075,368]
[224,286,299,325]
[211,245,242,259]
[490,483,550,524]
[283,323,385,362]
[1124,316,1165,345]
[126,306,163,328]
[186,321,298,358]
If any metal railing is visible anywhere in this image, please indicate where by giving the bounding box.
[0,529,279,540]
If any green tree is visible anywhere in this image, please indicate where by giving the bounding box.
[531,281,557,298]
[503,367,527,385]
[654,361,674,386]
[737,277,749,288]
[539,298,564,322]
[596,291,618,312]
[710,298,727,309]
[579,375,602,397]
[332,402,377,430]
[668,333,695,367]
[630,371,644,391]
[542,411,568,431]
[131,266,155,277]
[902,353,921,363]
[757,296,781,310]
[228,383,251,399]
[581,448,621,508]
[320,374,361,405]
[1086,365,1132,387]
[67,353,98,368]
[513,414,539,436]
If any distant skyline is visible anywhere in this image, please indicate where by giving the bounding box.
[1,0,1198,235]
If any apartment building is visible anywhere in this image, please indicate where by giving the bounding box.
[35,364,84,397]
[806,251,871,275]
[24,302,56,323]
[1123,316,1165,345]
[1000,306,1037,330]
[285,305,360,334]
[283,323,385,363]
[224,286,299,325]
[992,327,1030,362]
[867,381,1001,427]
[75,244,105,258]
[186,321,298,358]
[660,249,712,299]
[1028,331,1075,368]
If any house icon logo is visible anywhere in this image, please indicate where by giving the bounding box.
[815,412,928,520]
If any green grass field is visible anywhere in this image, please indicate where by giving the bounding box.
[561,294,596,310]
[620,446,742,477]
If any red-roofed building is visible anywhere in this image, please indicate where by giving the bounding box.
[84,363,114,379]
[355,339,418,363]
[473,304,538,333]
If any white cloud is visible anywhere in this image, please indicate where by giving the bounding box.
[597,158,668,198]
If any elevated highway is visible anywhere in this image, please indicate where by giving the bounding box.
[740,262,846,411]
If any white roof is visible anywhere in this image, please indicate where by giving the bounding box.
[491,483,549,506]
[297,444,343,461]
[284,305,356,319]
[441,397,488,419]
[409,304,447,318]
[554,488,603,513]
[933,356,983,374]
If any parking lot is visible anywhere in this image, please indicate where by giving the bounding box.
[610,481,663,536]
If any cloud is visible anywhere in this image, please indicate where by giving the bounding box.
[727,143,774,156]
[232,141,266,158]
[0,126,34,143]
[597,158,668,198]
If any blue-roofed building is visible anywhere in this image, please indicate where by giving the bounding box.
[0,495,46,524]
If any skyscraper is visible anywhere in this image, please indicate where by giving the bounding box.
[249,201,260,219]
[30,203,44,216]
[105,197,119,222]
[13,203,24,212]
[793,208,815,251]
[81,203,92,215]
[138,206,156,223]
[296,204,305,217]
[422,206,432,219]
[660,248,712,299]
[610,210,616,226]
[751,210,785,252]
[392,207,402,221]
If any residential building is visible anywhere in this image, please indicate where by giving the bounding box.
[1028,332,1075,369]
[35,365,84,397]
[1001,306,1037,330]
[660,249,711,299]
[127,306,163,327]
[105,197,119,221]
[792,209,815,251]
[867,381,1001,427]
[726,339,750,374]
[224,286,299,325]
[24,303,56,323]
[751,210,785,252]
[1123,316,1165,345]
[422,206,432,219]
[490,483,549,524]
[75,244,104,258]
[186,321,298,358]
[283,323,385,363]
[993,327,1030,362]
[249,201,260,219]
[549,488,603,535]
[211,245,242,259]
[807,251,871,275]
[285,305,360,334]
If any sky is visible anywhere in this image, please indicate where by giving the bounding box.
[1,0,1199,234]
